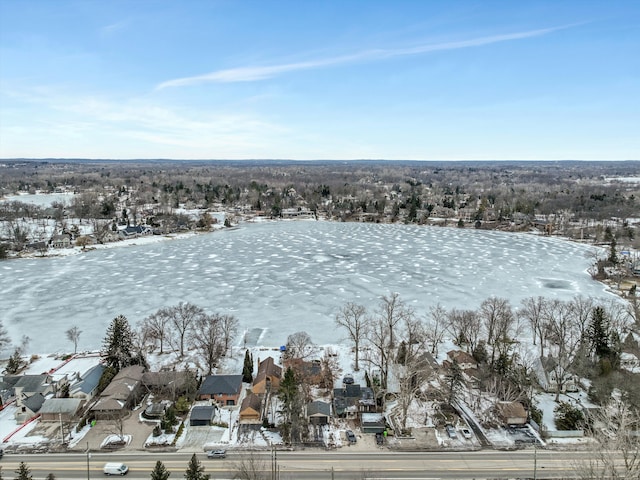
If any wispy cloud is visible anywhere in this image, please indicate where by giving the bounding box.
[101,19,129,35]
[157,25,574,89]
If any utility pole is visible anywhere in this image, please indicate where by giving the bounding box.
[533,444,537,480]
[86,442,91,480]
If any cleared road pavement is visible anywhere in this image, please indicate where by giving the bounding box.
[0,449,594,479]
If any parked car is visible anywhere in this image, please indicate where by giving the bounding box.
[103,463,129,475]
[345,430,357,443]
[375,432,384,445]
[461,428,472,439]
[445,425,457,439]
[207,449,226,459]
[343,375,354,384]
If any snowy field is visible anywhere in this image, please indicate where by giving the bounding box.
[1,221,618,354]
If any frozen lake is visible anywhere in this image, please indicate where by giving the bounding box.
[1,221,614,354]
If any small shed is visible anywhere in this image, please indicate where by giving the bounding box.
[361,412,385,434]
[496,401,527,426]
[307,400,331,425]
[190,405,215,426]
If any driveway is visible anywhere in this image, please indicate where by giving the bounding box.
[178,424,228,453]
[74,411,154,452]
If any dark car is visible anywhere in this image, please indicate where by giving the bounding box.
[345,430,357,443]
[206,449,226,459]
[375,432,384,445]
[343,375,354,385]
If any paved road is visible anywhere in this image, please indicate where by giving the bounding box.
[0,449,597,479]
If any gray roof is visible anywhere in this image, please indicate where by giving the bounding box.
[23,393,46,413]
[198,374,243,396]
[307,400,331,417]
[190,405,215,421]
[40,398,82,415]
[15,375,50,393]
[73,364,105,394]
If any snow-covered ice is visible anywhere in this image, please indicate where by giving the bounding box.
[1,221,618,354]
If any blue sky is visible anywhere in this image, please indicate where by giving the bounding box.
[0,1,638,160]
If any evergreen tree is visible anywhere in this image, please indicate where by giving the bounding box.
[45,475,56,480]
[101,315,135,372]
[184,454,209,480]
[279,367,304,443]
[150,461,170,480]
[446,359,464,406]
[554,401,584,430]
[242,349,253,383]
[5,349,23,374]
[14,462,32,480]
[588,306,611,360]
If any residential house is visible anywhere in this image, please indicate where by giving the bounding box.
[90,365,145,419]
[307,400,331,426]
[496,401,528,426]
[190,405,215,426]
[239,392,262,423]
[283,357,322,386]
[39,398,82,422]
[50,233,72,248]
[13,374,55,399]
[118,225,152,239]
[333,384,376,418]
[198,374,243,406]
[253,357,282,395]
[445,350,478,371]
[15,393,46,423]
[70,364,105,401]
[620,352,640,372]
[361,412,386,434]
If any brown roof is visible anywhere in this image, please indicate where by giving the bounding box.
[253,357,282,386]
[447,350,477,366]
[496,401,527,419]
[241,392,262,412]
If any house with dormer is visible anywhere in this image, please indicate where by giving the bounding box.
[252,357,282,395]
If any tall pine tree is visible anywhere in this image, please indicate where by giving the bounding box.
[102,315,135,372]
[150,461,170,480]
[14,462,33,480]
[242,350,253,383]
[184,454,209,480]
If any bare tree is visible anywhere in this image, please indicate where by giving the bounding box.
[446,308,480,352]
[190,314,224,375]
[570,295,596,346]
[366,315,391,392]
[231,451,269,480]
[65,326,81,354]
[0,320,11,353]
[396,354,433,432]
[543,299,582,401]
[479,297,516,365]
[335,302,369,371]
[575,400,640,479]
[425,304,448,356]
[377,292,412,350]
[164,302,206,358]
[285,331,316,360]
[142,311,172,354]
[519,296,547,356]
[218,314,239,356]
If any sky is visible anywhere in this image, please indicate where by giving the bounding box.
[0,1,639,161]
